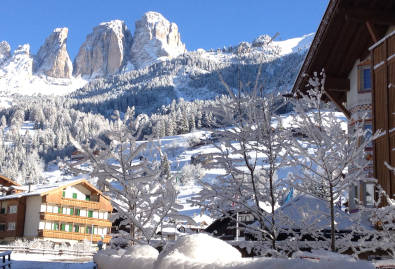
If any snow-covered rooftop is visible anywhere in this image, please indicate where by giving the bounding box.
[0,178,84,201]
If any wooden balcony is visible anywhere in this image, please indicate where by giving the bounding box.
[40,212,112,227]
[57,198,104,211]
[38,229,111,243]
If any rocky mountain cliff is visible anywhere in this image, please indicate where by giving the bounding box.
[34,28,73,78]
[73,20,132,78]
[0,11,313,98]
[130,12,186,68]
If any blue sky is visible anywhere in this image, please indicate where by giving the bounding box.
[1,0,329,59]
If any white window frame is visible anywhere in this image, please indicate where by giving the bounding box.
[9,205,17,214]
[7,222,15,231]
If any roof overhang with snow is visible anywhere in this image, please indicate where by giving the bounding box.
[292,0,395,118]
[0,175,21,187]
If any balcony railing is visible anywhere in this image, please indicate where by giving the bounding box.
[38,229,111,243]
[40,212,112,227]
[55,198,103,210]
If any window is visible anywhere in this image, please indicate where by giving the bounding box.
[358,65,372,92]
[0,223,6,231]
[7,222,15,231]
[72,193,77,199]
[62,191,65,198]
[86,226,92,234]
[54,223,59,231]
[60,223,65,231]
[9,205,17,214]
[74,224,79,233]
[88,210,93,218]
[0,208,6,214]
[75,209,80,216]
[365,183,375,206]
[85,195,90,201]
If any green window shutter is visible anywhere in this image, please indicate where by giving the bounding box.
[70,208,74,215]
[62,191,65,198]
[54,223,59,231]
[61,224,65,231]
[72,193,77,199]
[88,211,93,218]
[85,227,88,234]
[85,195,90,201]
[58,207,62,214]
[69,225,72,232]
[74,225,79,233]
[76,209,80,216]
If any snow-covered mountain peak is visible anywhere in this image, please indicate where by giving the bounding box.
[252,34,273,47]
[273,33,314,56]
[130,11,186,68]
[0,41,11,65]
[14,44,31,55]
[98,20,126,36]
[53,27,68,39]
[1,44,33,77]
[142,11,167,24]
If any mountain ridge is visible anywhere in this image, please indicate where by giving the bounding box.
[0,11,314,102]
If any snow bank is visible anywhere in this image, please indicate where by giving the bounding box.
[154,233,242,268]
[95,234,375,269]
[93,244,158,269]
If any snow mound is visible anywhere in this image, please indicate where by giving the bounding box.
[94,234,374,269]
[93,244,158,269]
[154,233,241,268]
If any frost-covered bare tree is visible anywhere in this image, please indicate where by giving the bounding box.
[194,69,290,254]
[70,110,184,244]
[287,71,379,252]
[337,183,395,259]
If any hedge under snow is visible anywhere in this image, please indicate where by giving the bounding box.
[94,234,374,269]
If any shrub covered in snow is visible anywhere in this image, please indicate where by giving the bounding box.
[95,234,375,269]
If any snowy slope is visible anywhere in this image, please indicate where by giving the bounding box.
[273,33,315,55]
[0,33,312,105]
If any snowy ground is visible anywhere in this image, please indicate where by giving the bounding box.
[11,253,93,269]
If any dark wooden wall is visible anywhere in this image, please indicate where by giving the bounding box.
[372,32,395,199]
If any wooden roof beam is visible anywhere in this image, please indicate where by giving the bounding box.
[324,77,350,92]
[345,8,395,26]
[366,21,378,43]
[323,90,351,119]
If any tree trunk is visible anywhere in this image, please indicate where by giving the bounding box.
[130,223,135,245]
[270,172,276,250]
[329,185,335,252]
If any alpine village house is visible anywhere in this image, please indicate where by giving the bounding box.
[292,0,395,210]
[0,177,112,243]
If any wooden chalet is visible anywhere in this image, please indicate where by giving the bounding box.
[292,0,395,208]
[0,175,23,196]
[0,179,112,243]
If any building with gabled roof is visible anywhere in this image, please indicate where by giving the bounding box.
[0,175,23,197]
[0,178,112,243]
[292,0,395,208]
